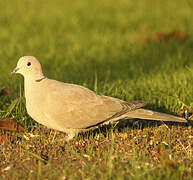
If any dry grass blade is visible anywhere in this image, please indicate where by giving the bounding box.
[23,150,48,163]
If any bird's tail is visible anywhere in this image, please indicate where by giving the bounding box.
[124,108,187,123]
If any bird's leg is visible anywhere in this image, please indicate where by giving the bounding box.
[64,133,76,142]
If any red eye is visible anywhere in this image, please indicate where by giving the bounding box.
[27,62,31,66]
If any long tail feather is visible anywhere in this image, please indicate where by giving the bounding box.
[125,108,187,123]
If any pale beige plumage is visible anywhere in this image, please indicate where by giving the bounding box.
[12,56,187,140]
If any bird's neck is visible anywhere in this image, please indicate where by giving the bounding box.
[24,73,45,82]
[24,74,46,95]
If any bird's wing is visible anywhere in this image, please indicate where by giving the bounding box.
[43,79,146,129]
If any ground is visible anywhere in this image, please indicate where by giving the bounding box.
[0,0,193,179]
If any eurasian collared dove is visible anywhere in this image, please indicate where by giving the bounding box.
[12,56,187,140]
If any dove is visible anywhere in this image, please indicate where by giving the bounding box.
[11,56,187,140]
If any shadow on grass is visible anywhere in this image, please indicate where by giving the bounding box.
[78,117,189,140]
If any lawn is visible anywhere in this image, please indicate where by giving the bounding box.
[0,0,193,179]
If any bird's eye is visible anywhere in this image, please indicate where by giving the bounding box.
[27,62,31,66]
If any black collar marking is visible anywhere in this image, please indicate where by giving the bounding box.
[35,77,46,82]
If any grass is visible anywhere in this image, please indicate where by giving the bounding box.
[0,0,193,179]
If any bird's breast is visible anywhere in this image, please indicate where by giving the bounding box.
[25,85,49,126]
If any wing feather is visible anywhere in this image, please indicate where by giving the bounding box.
[43,79,146,129]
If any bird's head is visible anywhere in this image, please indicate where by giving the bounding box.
[11,56,44,78]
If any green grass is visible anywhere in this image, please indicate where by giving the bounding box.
[0,0,193,179]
